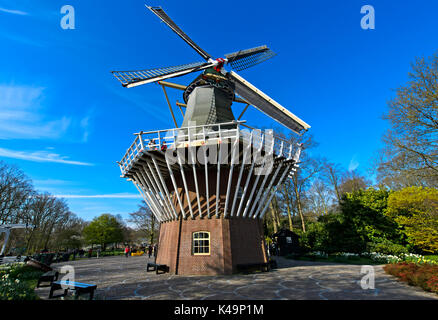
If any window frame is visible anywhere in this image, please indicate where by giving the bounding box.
[192,231,211,256]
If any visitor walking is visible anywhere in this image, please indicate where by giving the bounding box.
[97,248,101,259]
[124,246,130,258]
[88,248,92,259]
[148,245,153,258]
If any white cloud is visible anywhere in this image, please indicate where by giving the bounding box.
[0,85,71,140]
[0,7,28,15]
[0,147,93,166]
[54,193,141,199]
[348,154,360,172]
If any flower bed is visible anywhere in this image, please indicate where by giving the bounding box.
[0,263,43,300]
[286,251,438,265]
[384,262,438,294]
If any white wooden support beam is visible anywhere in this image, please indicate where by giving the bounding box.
[163,152,187,219]
[257,163,293,219]
[223,126,240,218]
[142,161,174,221]
[178,150,194,219]
[215,143,222,218]
[132,173,165,222]
[252,161,286,219]
[236,130,264,217]
[247,135,275,218]
[132,179,163,222]
[190,146,203,218]
[137,165,172,221]
[230,131,252,217]
[203,147,211,218]
[142,161,172,219]
[149,155,179,220]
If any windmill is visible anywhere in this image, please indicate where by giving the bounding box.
[112,5,310,275]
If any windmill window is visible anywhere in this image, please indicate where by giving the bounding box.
[192,231,210,255]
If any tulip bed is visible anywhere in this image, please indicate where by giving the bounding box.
[384,262,438,294]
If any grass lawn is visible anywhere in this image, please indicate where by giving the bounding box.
[286,254,380,265]
[425,255,438,262]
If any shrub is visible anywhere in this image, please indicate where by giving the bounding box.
[366,240,409,256]
[386,187,438,254]
[0,263,42,300]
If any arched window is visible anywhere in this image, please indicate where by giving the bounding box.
[192,231,210,255]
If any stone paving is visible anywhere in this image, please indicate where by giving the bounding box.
[35,255,438,300]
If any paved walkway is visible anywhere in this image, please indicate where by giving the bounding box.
[35,255,438,300]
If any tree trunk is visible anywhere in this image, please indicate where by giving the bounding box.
[269,201,278,234]
[273,196,282,228]
[283,185,294,231]
[293,183,306,233]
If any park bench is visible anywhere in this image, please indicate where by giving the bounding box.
[236,262,270,273]
[37,270,59,288]
[49,280,97,300]
[146,262,169,274]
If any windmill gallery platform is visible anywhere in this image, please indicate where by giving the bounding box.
[118,122,302,275]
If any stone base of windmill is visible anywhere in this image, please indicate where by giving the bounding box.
[156,216,268,275]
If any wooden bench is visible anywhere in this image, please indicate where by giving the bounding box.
[37,270,59,288]
[49,280,97,300]
[236,263,270,273]
[146,262,169,274]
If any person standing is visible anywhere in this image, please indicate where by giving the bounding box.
[153,244,158,261]
[148,245,153,258]
[124,246,130,258]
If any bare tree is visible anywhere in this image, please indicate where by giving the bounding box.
[0,161,33,224]
[128,200,158,245]
[339,170,371,195]
[377,51,438,187]
[321,160,345,204]
[307,179,333,216]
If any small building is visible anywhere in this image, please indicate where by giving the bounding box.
[272,228,301,256]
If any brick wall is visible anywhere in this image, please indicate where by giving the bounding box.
[156,216,267,275]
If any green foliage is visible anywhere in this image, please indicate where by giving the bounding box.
[296,222,328,253]
[386,186,438,254]
[0,263,42,300]
[366,239,409,256]
[339,188,402,244]
[298,188,408,254]
[82,214,124,249]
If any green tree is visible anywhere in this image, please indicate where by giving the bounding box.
[386,186,438,253]
[337,188,402,250]
[305,188,405,254]
[82,214,124,250]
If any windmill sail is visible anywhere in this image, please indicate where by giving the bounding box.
[111,61,215,88]
[227,71,310,134]
[146,6,211,61]
[225,45,276,71]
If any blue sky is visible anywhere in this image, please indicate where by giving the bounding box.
[1,0,437,221]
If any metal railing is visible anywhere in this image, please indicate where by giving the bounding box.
[118,121,298,176]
